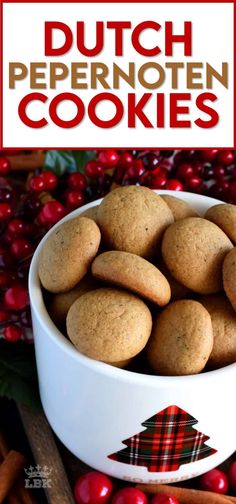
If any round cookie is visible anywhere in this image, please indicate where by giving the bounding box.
[162,217,233,294]
[205,204,236,243]
[91,251,171,306]
[39,216,101,293]
[161,194,199,221]
[200,294,236,368]
[223,247,236,311]
[79,205,99,223]
[97,186,174,258]
[49,274,98,328]
[146,300,213,375]
[66,288,152,363]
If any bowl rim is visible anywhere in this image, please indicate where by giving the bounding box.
[29,189,236,386]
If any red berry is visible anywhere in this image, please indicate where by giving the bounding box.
[0,310,10,323]
[176,163,194,180]
[0,158,10,175]
[192,162,204,175]
[150,174,167,189]
[85,161,104,179]
[125,166,138,180]
[118,152,133,165]
[41,201,65,224]
[112,487,147,504]
[213,165,225,179]
[37,210,49,226]
[30,176,45,192]
[66,190,85,209]
[98,150,119,167]
[217,150,234,165]
[200,468,228,494]
[165,179,183,191]
[201,149,219,161]
[228,460,236,491]
[3,324,22,342]
[41,171,58,190]
[74,471,113,504]
[11,239,33,259]
[126,160,145,179]
[133,159,145,176]
[5,284,29,311]
[143,153,160,171]
[68,173,87,191]
[0,188,12,202]
[0,203,12,221]
[185,176,202,190]
[7,218,25,237]
[150,494,179,504]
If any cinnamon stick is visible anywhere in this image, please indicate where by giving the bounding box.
[0,450,26,503]
[136,483,233,504]
[18,404,75,504]
[7,152,45,171]
[0,431,36,504]
[14,480,37,504]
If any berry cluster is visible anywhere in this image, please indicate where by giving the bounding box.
[73,462,236,504]
[0,149,235,343]
[83,149,236,202]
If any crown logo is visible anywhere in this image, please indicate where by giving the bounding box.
[24,465,52,479]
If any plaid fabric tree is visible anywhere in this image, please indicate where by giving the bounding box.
[108,405,217,472]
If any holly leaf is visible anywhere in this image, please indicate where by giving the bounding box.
[0,341,40,409]
[44,150,96,176]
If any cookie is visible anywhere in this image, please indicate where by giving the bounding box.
[162,217,233,294]
[39,216,101,293]
[49,274,98,328]
[91,251,171,306]
[109,358,132,368]
[223,247,236,311]
[200,294,236,368]
[97,186,173,258]
[205,204,236,243]
[161,194,199,221]
[79,205,99,223]
[146,300,213,375]
[66,288,152,364]
[157,260,192,301]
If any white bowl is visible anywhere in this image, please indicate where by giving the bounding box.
[29,190,236,484]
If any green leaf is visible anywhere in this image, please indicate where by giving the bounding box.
[0,341,40,409]
[44,150,96,176]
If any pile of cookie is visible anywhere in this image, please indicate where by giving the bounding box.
[38,186,236,376]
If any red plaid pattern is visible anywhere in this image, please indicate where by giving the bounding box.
[108,405,217,472]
